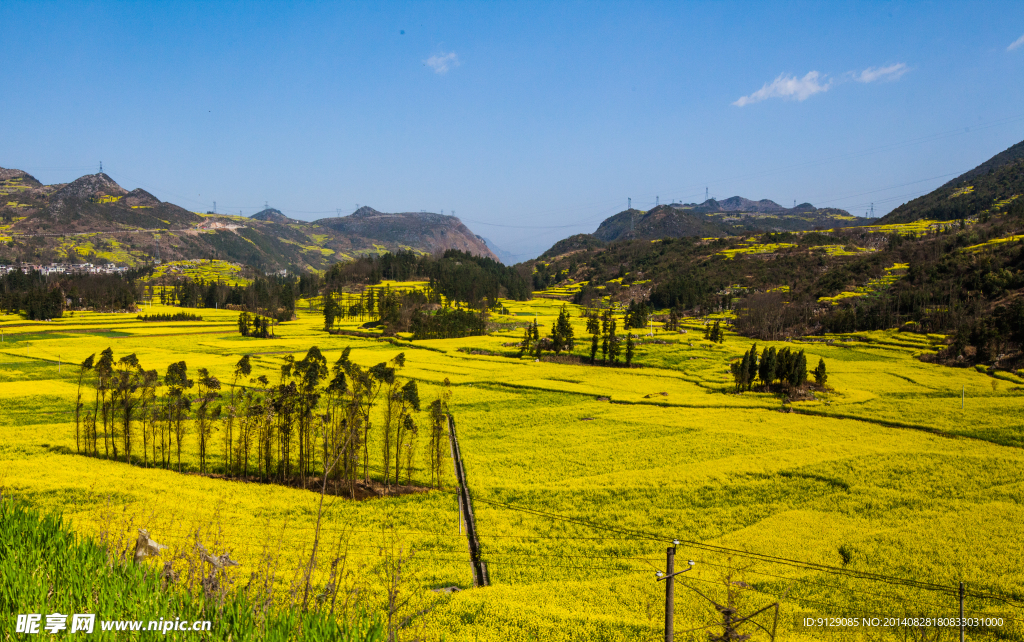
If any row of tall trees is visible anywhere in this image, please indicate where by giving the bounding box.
[321,249,531,307]
[1,269,142,318]
[585,309,629,365]
[71,348,453,497]
[237,311,274,338]
[730,344,826,392]
[163,275,296,321]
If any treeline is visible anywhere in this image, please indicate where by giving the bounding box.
[323,286,438,331]
[410,308,486,340]
[70,347,453,497]
[0,269,142,319]
[161,275,298,322]
[322,284,492,340]
[137,312,202,322]
[320,250,531,305]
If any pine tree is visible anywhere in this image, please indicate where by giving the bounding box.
[608,318,621,363]
[776,347,791,385]
[814,358,828,386]
[746,344,758,391]
[792,350,808,387]
[759,346,776,388]
[625,333,634,366]
[551,305,574,355]
[590,334,599,364]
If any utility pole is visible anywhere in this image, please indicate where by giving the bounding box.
[665,547,675,642]
[959,582,965,642]
[655,545,694,642]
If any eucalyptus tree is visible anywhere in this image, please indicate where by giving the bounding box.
[138,369,159,467]
[394,379,420,485]
[371,360,399,487]
[93,348,114,458]
[323,353,350,484]
[114,353,143,462]
[74,354,95,454]
[293,347,328,485]
[165,361,194,472]
[225,355,252,474]
[426,378,452,489]
[195,367,222,474]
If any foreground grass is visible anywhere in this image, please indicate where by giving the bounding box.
[0,499,383,641]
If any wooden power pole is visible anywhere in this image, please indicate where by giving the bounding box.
[665,546,675,642]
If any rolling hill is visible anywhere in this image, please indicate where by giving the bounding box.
[881,137,1024,224]
[0,170,497,270]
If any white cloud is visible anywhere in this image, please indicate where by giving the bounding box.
[1008,33,1024,51]
[854,63,909,83]
[424,52,460,74]
[733,71,831,107]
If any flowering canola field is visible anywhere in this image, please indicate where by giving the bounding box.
[1,297,1022,641]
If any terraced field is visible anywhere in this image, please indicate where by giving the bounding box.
[1,297,1022,640]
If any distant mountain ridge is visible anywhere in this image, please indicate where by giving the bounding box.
[0,169,497,270]
[584,198,866,246]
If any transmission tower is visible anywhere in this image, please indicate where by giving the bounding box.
[99,161,103,174]
[656,196,659,206]
[213,201,217,214]
[706,187,708,201]
[870,203,874,218]
[337,208,341,218]
[628,197,631,210]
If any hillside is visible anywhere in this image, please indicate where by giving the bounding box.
[882,137,1024,223]
[0,170,497,271]
[530,184,1024,370]
[592,199,870,243]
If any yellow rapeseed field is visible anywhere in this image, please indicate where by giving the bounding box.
[1,297,1022,640]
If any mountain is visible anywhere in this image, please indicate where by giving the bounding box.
[589,199,868,244]
[882,138,1024,224]
[250,208,294,224]
[0,170,497,270]
[480,237,517,265]
[315,207,495,260]
[691,196,787,214]
[941,139,1024,188]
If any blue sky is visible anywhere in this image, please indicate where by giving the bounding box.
[2,1,1023,261]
